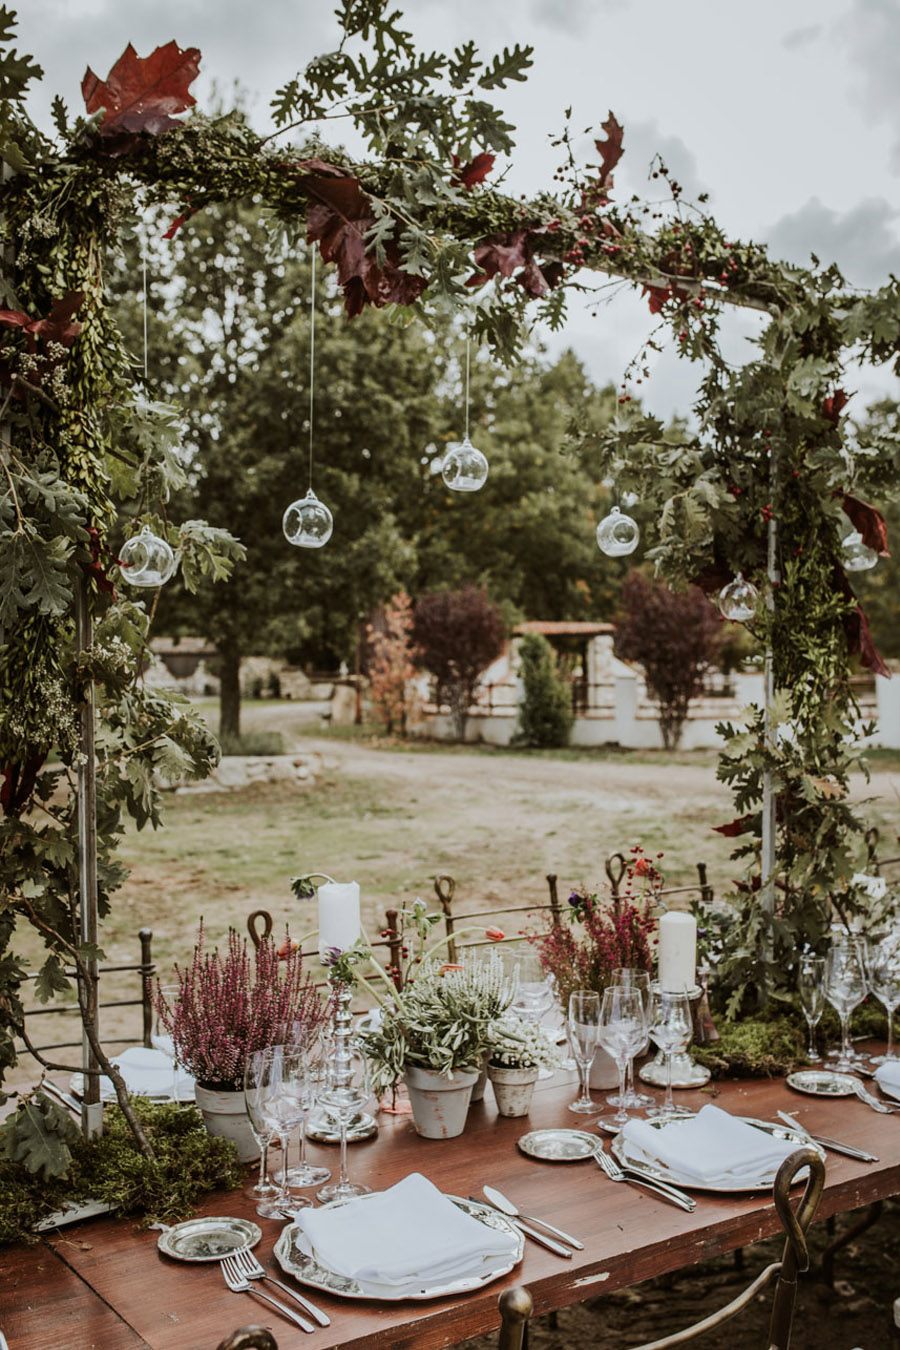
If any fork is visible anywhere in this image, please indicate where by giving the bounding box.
[594,1147,696,1212]
[847,1077,899,1114]
[231,1247,331,1326]
[220,1254,315,1333]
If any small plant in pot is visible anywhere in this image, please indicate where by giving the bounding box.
[486,1015,561,1117]
[155,922,327,1163]
[359,956,514,1139]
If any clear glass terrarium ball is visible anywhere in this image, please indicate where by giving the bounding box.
[595,505,640,557]
[842,530,878,573]
[718,571,759,622]
[440,437,489,493]
[282,488,334,549]
[119,524,177,588]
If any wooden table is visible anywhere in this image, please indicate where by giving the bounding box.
[2,1073,898,1350]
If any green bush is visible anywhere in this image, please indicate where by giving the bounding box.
[218,730,285,756]
[516,633,573,748]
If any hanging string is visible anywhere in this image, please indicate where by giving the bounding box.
[141,217,149,382]
[464,336,471,442]
[308,248,316,491]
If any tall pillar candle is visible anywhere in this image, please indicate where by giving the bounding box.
[658,911,697,992]
[317,881,361,958]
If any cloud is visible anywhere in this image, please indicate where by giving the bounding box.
[615,119,707,203]
[841,0,900,171]
[530,0,622,33]
[782,24,822,51]
[765,196,900,288]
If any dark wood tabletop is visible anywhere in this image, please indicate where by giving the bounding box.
[2,1070,898,1350]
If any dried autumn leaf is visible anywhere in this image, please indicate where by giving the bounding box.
[822,388,850,426]
[451,151,496,189]
[712,813,756,838]
[842,492,889,556]
[809,776,844,800]
[595,110,624,184]
[82,40,200,138]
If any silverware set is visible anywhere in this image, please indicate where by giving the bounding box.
[474,1186,583,1258]
[220,1249,330,1333]
[774,1110,879,1162]
[593,1145,696,1212]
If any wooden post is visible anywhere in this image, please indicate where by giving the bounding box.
[75,574,102,1139]
[139,927,154,1049]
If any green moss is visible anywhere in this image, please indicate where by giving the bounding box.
[0,1100,244,1247]
[694,1016,808,1079]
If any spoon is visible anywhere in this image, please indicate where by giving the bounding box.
[482,1185,584,1250]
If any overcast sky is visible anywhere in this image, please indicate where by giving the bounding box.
[16,0,900,418]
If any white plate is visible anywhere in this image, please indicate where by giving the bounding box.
[273,1195,523,1301]
[611,1116,824,1194]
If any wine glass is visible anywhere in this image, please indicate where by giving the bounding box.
[258,1047,313,1216]
[152,983,181,1101]
[567,990,600,1114]
[281,1033,331,1189]
[595,987,646,1131]
[606,968,654,1109]
[316,1046,372,1204]
[870,939,900,1064]
[243,1048,288,1218]
[825,941,868,1073]
[798,956,825,1063]
[504,947,556,1078]
[645,990,693,1120]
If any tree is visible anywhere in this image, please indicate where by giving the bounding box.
[516,632,573,747]
[412,587,505,740]
[367,592,419,735]
[615,572,722,749]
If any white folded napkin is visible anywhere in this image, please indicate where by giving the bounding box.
[79,1046,195,1102]
[291,1173,518,1288]
[621,1104,801,1186]
[874,1060,900,1101]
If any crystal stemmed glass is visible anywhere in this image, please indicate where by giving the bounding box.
[316,1046,372,1204]
[281,1034,331,1189]
[548,972,576,1070]
[257,1047,313,1216]
[152,983,181,1101]
[504,947,556,1078]
[567,990,600,1114]
[243,1048,287,1218]
[825,941,868,1073]
[595,987,647,1131]
[606,968,654,1109]
[645,990,693,1120]
[798,956,826,1063]
[870,940,900,1064]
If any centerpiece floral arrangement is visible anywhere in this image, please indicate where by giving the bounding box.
[155,921,328,1092]
[530,846,660,1005]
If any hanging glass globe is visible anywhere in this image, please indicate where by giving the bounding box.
[595,505,640,557]
[282,488,334,548]
[119,524,177,588]
[441,437,489,493]
[842,530,878,573]
[718,571,759,622]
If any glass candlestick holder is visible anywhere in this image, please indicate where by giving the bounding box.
[307,979,378,1144]
[638,982,711,1088]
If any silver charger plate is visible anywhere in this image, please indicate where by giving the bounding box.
[787,1069,859,1097]
[157,1216,261,1262]
[611,1116,825,1194]
[273,1195,523,1301]
[517,1128,598,1162]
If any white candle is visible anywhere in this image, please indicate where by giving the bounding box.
[317,881,362,958]
[658,912,697,992]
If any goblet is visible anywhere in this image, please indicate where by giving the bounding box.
[825,941,868,1073]
[258,1047,312,1216]
[798,956,825,1063]
[281,1034,331,1189]
[645,990,693,1120]
[870,939,900,1064]
[243,1048,288,1218]
[606,969,654,1108]
[567,990,600,1114]
[595,987,646,1131]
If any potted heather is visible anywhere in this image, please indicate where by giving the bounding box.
[531,849,657,1088]
[486,1015,560,1117]
[155,923,327,1162]
[359,955,515,1139]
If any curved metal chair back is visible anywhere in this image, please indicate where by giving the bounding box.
[216,1326,278,1350]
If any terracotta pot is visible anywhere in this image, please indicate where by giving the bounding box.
[487,1064,539,1118]
[589,1045,619,1090]
[194,1084,259,1163]
[470,1056,489,1103]
[403,1065,477,1139]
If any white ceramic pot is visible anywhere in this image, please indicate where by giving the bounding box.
[487,1064,539,1118]
[589,1046,619,1090]
[194,1084,260,1163]
[403,1065,477,1139]
[470,1056,489,1104]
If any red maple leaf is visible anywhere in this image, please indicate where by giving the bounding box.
[822,388,850,426]
[834,564,891,678]
[451,151,496,189]
[0,292,84,390]
[842,492,890,557]
[712,813,757,838]
[82,41,201,141]
[595,111,624,183]
[469,229,531,283]
[300,169,425,316]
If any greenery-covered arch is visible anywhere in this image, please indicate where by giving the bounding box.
[1,1,898,1152]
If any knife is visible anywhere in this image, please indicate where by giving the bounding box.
[468,1197,572,1257]
[482,1185,585,1250]
[775,1110,879,1163]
